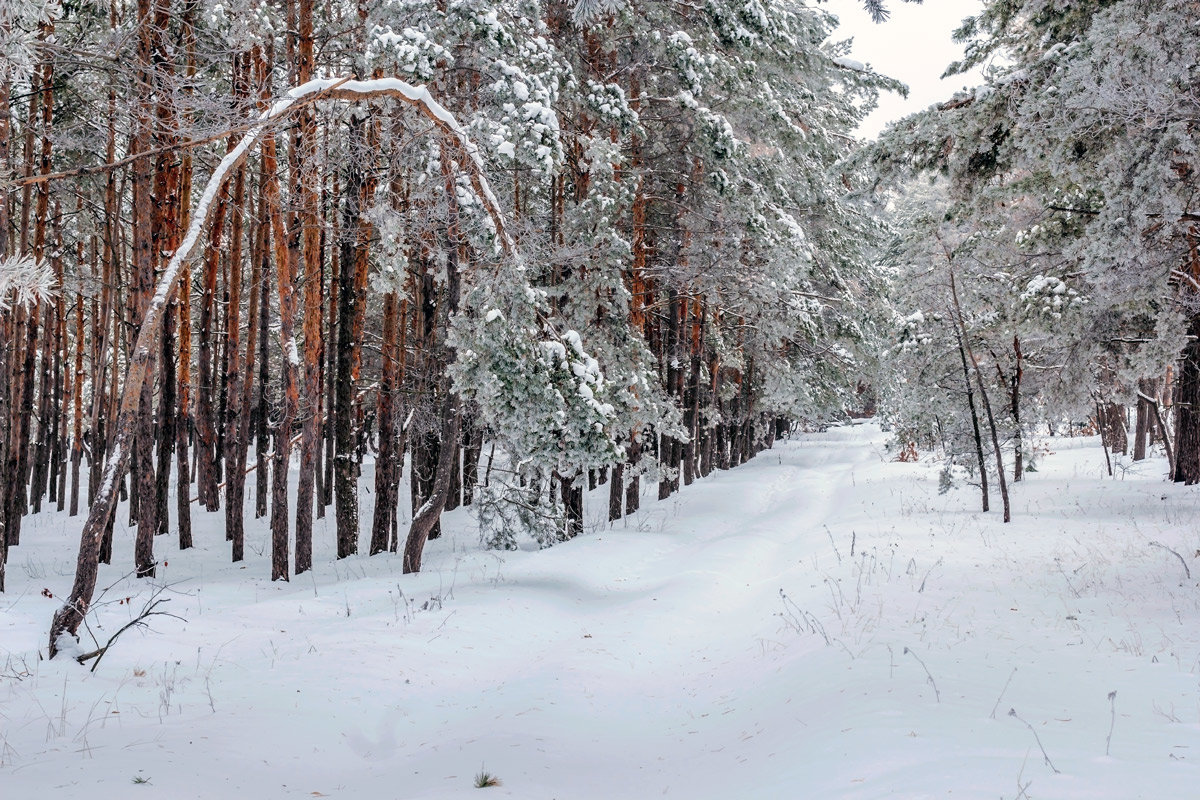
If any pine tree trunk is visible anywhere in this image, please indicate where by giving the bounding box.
[334,114,372,560]
[151,0,181,539]
[172,0,199,553]
[232,126,266,561]
[132,1,159,577]
[224,145,248,557]
[445,436,462,512]
[608,461,624,521]
[196,183,226,513]
[293,0,319,575]
[370,291,401,555]
[264,110,299,582]
[560,473,583,538]
[255,205,272,519]
[949,268,1009,523]
[0,43,11,588]
[322,177,340,512]
[176,253,194,549]
[624,435,641,515]
[1104,403,1128,456]
[461,412,481,507]
[1172,317,1200,484]
[1010,335,1023,482]
[1134,378,1152,462]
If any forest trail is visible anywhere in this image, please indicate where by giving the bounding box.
[5,424,1200,799]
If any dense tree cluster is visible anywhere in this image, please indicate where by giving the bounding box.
[867,0,1199,509]
[0,0,904,653]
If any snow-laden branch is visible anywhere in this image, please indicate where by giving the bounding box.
[294,78,514,255]
[0,254,56,310]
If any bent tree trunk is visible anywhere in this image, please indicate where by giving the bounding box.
[403,387,461,573]
[402,148,463,574]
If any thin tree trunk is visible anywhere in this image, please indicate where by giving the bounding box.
[1133,379,1152,462]
[173,0,199,552]
[0,35,11,587]
[1095,398,1114,477]
[233,122,266,561]
[953,331,989,512]
[1172,318,1200,484]
[948,265,1009,523]
[151,0,181,539]
[195,176,226,512]
[265,118,297,583]
[608,461,624,521]
[293,0,320,575]
[223,138,248,556]
[334,115,369,560]
[322,182,339,511]
[624,434,641,515]
[370,291,401,555]
[1010,335,1023,482]
[255,209,272,519]
[131,0,160,576]
[560,473,583,538]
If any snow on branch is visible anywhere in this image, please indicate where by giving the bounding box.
[294,77,514,255]
[0,254,56,310]
[572,0,626,26]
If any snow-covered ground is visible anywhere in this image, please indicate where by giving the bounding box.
[3,424,1199,798]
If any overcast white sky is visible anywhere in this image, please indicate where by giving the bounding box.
[832,0,986,138]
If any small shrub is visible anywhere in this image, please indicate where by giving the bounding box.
[474,769,502,788]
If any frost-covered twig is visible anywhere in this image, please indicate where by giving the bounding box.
[918,557,942,594]
[778,590,830,645]
[824,524,842,564]
[1008,708,1060,774]
[903,646,940,702]
[1105,690,1116,756]
[990,666,1017,719]
[0,254,56,310]
[1148,541,1190,580]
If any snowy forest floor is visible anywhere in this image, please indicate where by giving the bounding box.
[3,423,1200,799]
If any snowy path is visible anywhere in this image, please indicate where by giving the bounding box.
[4,424,1200,798]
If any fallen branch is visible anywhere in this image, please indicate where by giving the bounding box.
[76,596,185,673]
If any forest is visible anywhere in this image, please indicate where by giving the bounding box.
[1,0,1197,664]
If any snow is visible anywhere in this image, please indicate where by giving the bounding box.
[833,56,867,73]
[93,441,121,502]
[3,424,1199,798]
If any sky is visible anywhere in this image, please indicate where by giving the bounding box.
[833,0,987,138]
